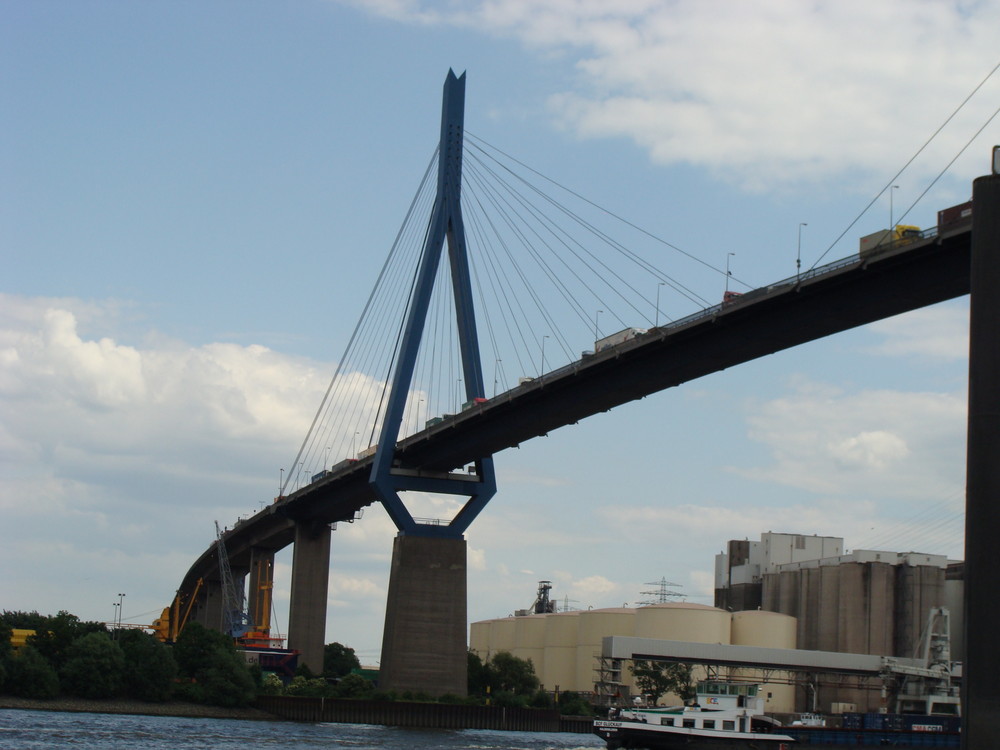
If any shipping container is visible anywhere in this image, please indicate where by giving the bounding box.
[595,327,647,353]
[937,201,972,229]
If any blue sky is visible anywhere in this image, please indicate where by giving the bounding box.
[2,0,997,663]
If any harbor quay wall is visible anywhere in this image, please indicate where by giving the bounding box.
[253,695,592,733]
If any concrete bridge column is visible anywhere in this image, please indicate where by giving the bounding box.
[964,168,1000,748]
[190,578,224,632]
[379,534,467,697]
[287,521,331,674]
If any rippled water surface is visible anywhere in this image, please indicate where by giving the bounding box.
[0,709,605,750]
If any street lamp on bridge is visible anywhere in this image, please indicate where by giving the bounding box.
[797,222,807,280]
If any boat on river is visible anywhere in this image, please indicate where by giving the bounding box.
[593,681,795,749]
[592,680,961,749]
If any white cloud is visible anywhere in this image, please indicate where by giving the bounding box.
[741,378,965,497]
[344,0,1000,191]
[867,305,969,360]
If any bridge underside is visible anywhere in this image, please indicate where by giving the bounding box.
[173,225,976,699]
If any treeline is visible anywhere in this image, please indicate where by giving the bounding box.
[1,611,591,715]
[0,612,254,707]
[268,649,592,716]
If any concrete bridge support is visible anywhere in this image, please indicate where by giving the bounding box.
[191,578,224,632]
[287,521,331,674]
[963,169,1000,748]
[379,534,468,697]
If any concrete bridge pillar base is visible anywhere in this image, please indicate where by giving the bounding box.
[191,578,223,632]
[379,534,467,697]
[964,170,1000,748]
[287,521,331,674]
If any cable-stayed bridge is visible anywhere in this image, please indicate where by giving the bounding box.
[159,72,1000,742]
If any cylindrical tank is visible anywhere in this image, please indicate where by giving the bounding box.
[635,602,732,643]
[542,611,580,693]
[731,609,797,713]
[469,619,491,659]
[731,609,796,649]
[513,615,547,679]
[490,617,516,657]
[631,603,730,705]
[575,608,635,693]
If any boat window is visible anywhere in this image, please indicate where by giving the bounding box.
[659,718,674,726]
[723,720,735,731]
[703,720,715,729]
[683,719,696,728]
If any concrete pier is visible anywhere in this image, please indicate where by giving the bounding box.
[287,521,331,673]
[379,534,468,697]
[963,170,1000,749]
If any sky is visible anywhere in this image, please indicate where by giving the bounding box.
[2,0,998,665]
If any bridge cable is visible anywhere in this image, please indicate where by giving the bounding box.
[466,132,732,285]
[810,57,1000,270]
[466,137,718,307]
[283,148,438,494]
[893,102,1000,230]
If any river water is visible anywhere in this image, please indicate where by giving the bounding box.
[0,709,606,750]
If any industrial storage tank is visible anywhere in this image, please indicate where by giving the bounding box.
[542,611,580,693]
[635,602,732,643]
[513,614,547,678]
[575,608,635,693]
[469,619,491,659]
[731,609,796,649]
[731,609,797,713]
[632,603,730,705]
[490,616,517,657]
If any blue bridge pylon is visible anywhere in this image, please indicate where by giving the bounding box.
[370,70,497,538]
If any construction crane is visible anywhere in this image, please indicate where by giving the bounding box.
[215,520,254,638]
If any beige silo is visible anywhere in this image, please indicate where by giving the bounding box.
[542,611,580,693]
[731,609,797,713]
[635,602,732,643]
[513,615,547,679]
[469,619,491,659]
[490,616,517,658]
[631,603,730,705]
[575,608,636,694]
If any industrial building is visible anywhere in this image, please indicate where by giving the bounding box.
[714,531,964,711]
[470,531,962,714]
[469,602,799,712]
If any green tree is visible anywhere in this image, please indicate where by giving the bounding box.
[488,651,539,695]
[0,620,12,691]
[25,611,106,671]
[467,650,490,698]
[61,631,126,699]
[555,690,594,716]
[8,646,60,699]
[629,660,696,705]
[118,630,177,702]
[333,672,375,699]
[173,622,255,707]
[323,641,361,679]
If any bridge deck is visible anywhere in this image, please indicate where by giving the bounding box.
[181,225,971,594]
